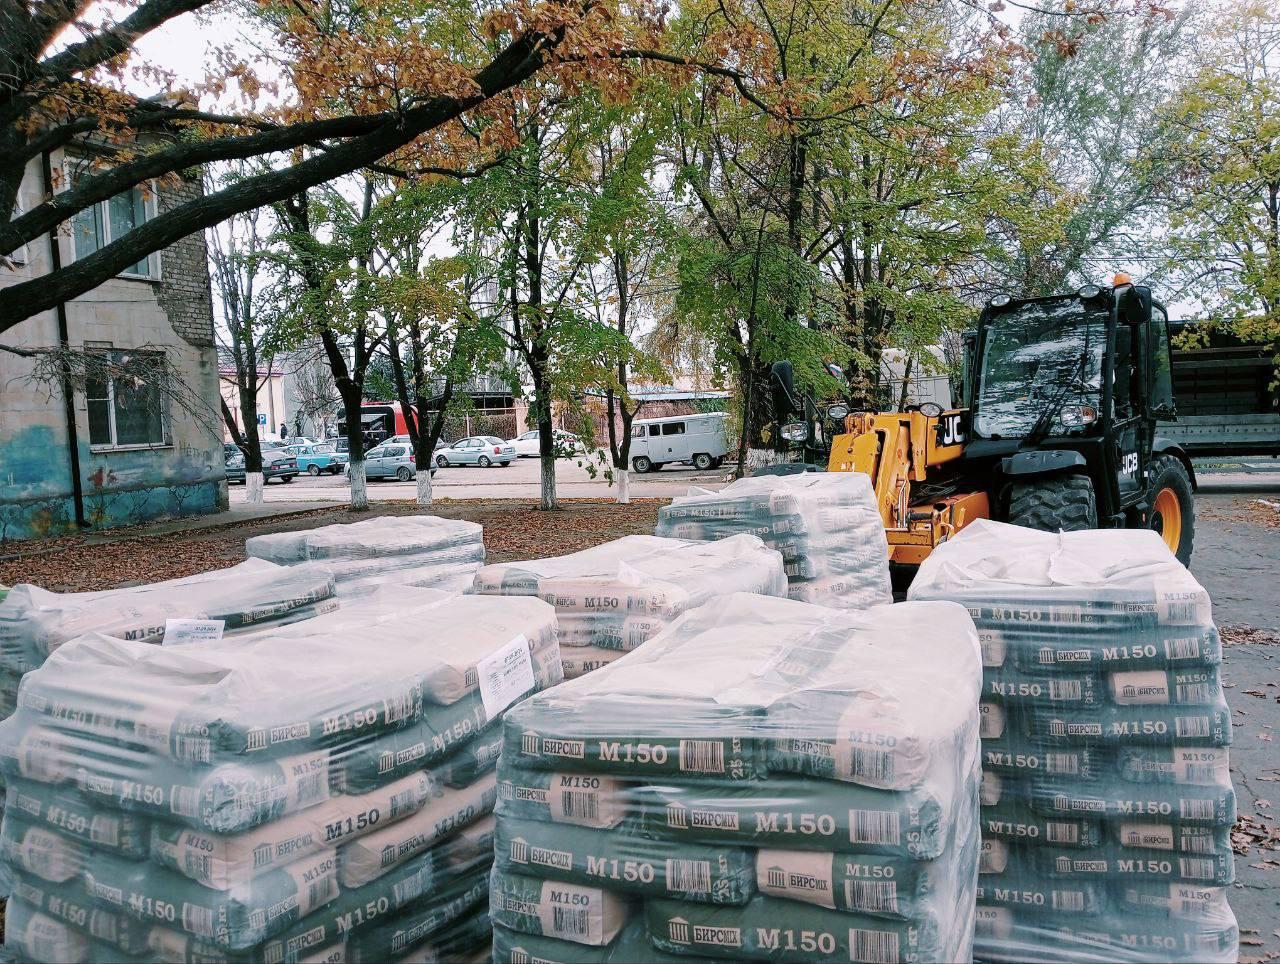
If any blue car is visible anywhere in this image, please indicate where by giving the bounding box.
[284,442,347,476]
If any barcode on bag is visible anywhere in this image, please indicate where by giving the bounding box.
[1175,683,1214,704]
[852,928,900,964]
[552,906,590,938]
[89,820,119,847]
[1046,822,1079,844]
[1051,609,1084,625]
[182,903,214,938]
[562,790,599,822]
[1049,680,1083,701]
[667,859,712,894]
[1046,752,1080,775]
[1164,601,1201,623]
[296,772,325,804]
[169,786,198,819]
[851,749,895,784]
[174,735,211,763]
[850,809,900,845]
[1184,764,1218,785]
[1164,637,1201,660]
[384,694,414,726]
[679,740,725,774]
[1175,716,1210,739]
[847,879,899,914]
[1178,857,1216,880]
[1180,831,1214,854]
[1179,799,1214,821]
[1052,890,1085,912]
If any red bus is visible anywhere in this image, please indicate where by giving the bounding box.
[338,402,411,444]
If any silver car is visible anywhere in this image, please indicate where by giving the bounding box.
[362,442,433,481]
[435,436,515,468]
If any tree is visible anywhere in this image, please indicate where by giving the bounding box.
[274,179,387,511]
[1163,0,1280,358]
[0,0,696,336]
[210,181,277,503]
[993,3,1198,294]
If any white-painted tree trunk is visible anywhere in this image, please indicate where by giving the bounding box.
[540,454,558,510]
[348,460,369,511]
[416,469,433,506]
[616,467,630,504]
[246,472,264,504]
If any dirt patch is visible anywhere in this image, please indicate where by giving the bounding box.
[0,499,665,592]
[1223,624,1280,647]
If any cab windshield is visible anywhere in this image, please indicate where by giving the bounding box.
[973,297,1106,439]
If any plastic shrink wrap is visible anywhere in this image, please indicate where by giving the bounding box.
[0,588,562,963]
[909,519,1239,964]
[246,515,485,596]
[472,535,787,678]
[491,591,982,963]
[655,473,891,610]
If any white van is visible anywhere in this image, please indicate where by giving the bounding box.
[629,412,730,472]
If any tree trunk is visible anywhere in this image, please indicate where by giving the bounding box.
[616,468,630,504]
[416,468,432,506]
[348,459,368,512]
[246,472,264,503]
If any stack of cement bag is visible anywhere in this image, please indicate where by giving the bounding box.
[491,591,982,963]
[909,520,1239,964]
[656,473,891,610]
[472,535,787,679]
[247,515,485,596]
[0,589,562,963]
[0,557,339,719]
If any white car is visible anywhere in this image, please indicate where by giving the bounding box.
[507,429,584,458]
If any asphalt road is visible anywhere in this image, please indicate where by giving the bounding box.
[230,453,727,503]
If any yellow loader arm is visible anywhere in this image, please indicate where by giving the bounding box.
[827,410,989,565]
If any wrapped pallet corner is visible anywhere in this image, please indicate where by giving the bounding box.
[491,591,982,963]
[909,519,1240,964]
[246,514,485,596]
[472,534,787,678]
[656,472,891,610]
[0,589,562,963]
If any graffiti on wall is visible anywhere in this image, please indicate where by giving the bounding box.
[0,424,226,543]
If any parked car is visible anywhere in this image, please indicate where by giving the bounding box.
[361,442,433,481]
[435,436,515,467]
[224,449,299,484]
[507,429,584,458]
[629,412,730,473]
[284,442,347,476]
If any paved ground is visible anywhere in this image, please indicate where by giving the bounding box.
[1192,493,1280,958]
[231,453,725,503]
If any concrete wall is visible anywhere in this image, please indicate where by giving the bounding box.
[220,369,289,441]
[0,152,227,542]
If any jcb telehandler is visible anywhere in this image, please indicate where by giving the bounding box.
[767,275,1197,578]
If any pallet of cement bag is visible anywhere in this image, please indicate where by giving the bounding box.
[656,472,892,610]
[473,534,787,654]
[0,558,339,676]
[246,514,483,563]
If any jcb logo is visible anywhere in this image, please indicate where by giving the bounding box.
[1121,452,1139,475]
[938,413,966,446]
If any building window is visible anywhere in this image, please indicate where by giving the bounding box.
[85,348,169,448]
[69,172,158,279]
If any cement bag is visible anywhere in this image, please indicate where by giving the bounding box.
[0,559,338,675]
[9,871,153,956]
[489,869,635,946]
[560,645,625,679]
[345,870,490,963]
[495,815,756,904]
[246,515,482,563]
[83,847,339,950]
[656,472,891,610]
[492,917,692,963]
[4,779,149,858]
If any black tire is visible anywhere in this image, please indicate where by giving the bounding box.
[478,455,492,468]
[307,464,321,476]
[436,455,449,467]
[693,453,713,470]
[396,466,412,482]
[1146,455,1195,566]
[1007,473,1097,532]
[712,456,724,468]
[652,462,666,472]
[281,474,295,484]
[632,456,652,473]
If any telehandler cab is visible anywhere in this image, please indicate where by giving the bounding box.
[767,275,1197,577]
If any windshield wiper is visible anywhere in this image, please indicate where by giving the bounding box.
[1023,351,1089,447]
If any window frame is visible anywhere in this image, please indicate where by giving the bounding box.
[66,160,162,281]
[660,421,686,436]
[84,343,172,452]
